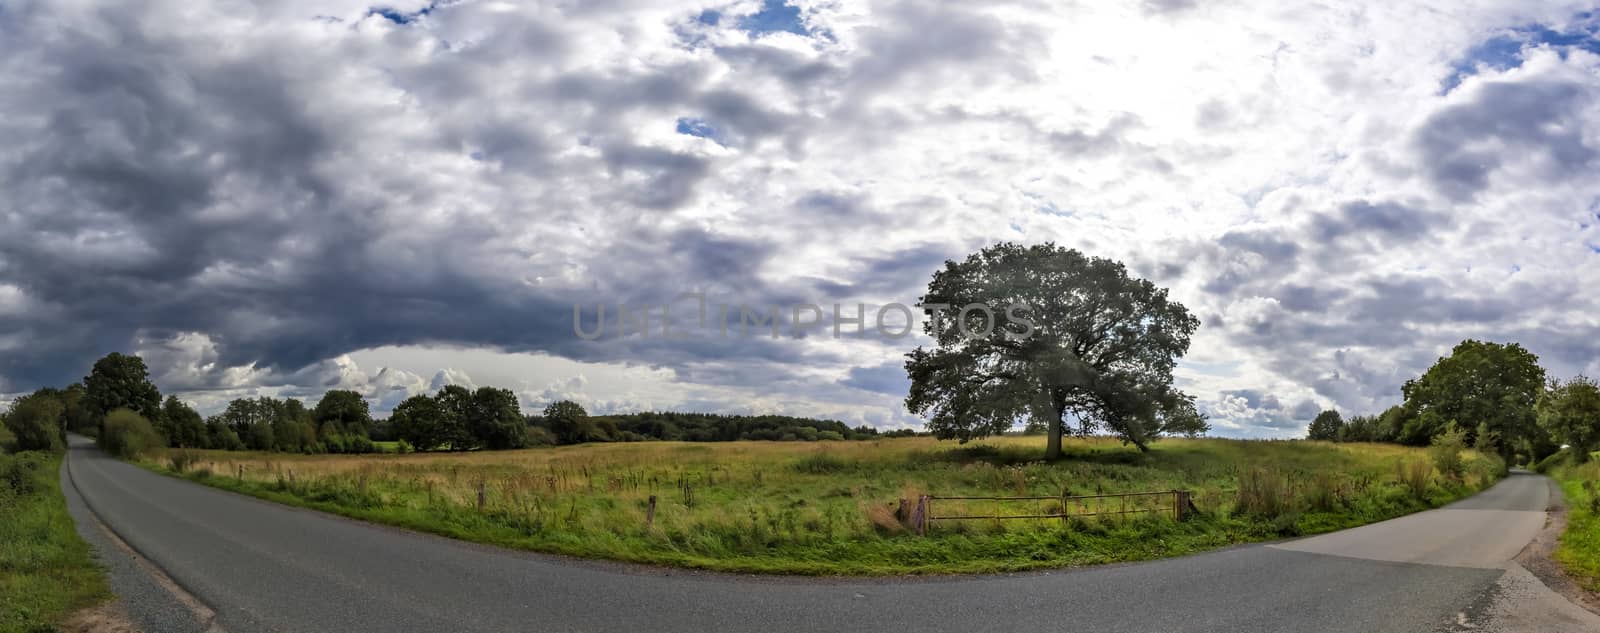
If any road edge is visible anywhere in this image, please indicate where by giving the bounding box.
[1512,475,1600,617]
[62,439,229,633]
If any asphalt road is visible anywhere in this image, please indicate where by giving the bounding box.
[63,436,1600,633]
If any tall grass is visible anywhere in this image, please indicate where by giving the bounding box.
[142,436,1501,575]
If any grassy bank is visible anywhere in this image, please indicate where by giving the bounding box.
[1545,456,1600,591]
[144,436,1502,575]
[0,451,111,633]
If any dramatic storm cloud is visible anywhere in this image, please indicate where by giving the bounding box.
[3,0,1599,436]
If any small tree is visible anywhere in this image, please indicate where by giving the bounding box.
[1429,424,1468,480]
[1307,409,1344,441]
[904,243,1204,459]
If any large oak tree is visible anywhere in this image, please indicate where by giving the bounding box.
[904,243,1205,459]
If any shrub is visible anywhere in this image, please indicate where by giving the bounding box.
[524,427,556,447]
[100,409,161,459]
[395,438,415,454]
[3,393,66,453]
[1429,425,1468,480]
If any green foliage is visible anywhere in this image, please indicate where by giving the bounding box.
[1398,340,1544,459]
[469,387,526,450]
[0,452,111,632]
[1428,424,1468,479]
[1537,376,1600,462]
[1307,409,1344,441]
[588,411,875,442]
[434,386,477,450]
[314,390,373,437]
[2,391,66,453]
[100,408,161,459]
[1338,413,1392,443]
[1400,460,1433,498]
[161,396,209,449]
[544,400,596,445]
[58,384,97,436]
[83,352,162,423]
[904,242,1204,459]
[1548,459,1600,592]
[391,394,449,451]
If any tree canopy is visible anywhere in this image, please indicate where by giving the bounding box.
[904,242,1205,459]
[1397,340,1544,461]
[1537,375,1600,462]
[84,353,162,423]
[1307,409,1344,441]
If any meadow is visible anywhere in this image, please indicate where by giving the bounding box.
[147,436,1503,575]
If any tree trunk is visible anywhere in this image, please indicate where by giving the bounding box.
[1045,409,1063,460]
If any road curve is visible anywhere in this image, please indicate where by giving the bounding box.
[63,437,1599,633]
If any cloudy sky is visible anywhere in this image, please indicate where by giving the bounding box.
[2,0,1599,437]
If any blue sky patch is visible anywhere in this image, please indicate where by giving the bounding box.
[696,9,721,26]
[368,3,437,25]
[1443,17,1600,93]
[741,0,807,36]
[675,117,723,144]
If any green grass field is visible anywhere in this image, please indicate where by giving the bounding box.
[147,436,1502,575]
[0,451,111,633]
[1546,456,1600,592]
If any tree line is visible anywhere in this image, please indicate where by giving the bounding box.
[1304,339,1600,467]
[1,352,894,457]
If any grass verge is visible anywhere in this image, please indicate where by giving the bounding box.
[0,451,111,633]
[1546,454,1600,591]
[143,437,1502,575]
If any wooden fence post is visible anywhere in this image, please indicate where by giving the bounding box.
[911,495,928,536]
[646,495,657,527]
[477,481,487,512]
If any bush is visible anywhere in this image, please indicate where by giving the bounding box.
[1,451,45,498]
[100,409,161,459]
[3,394,66,453]
[394,438,414,454]
[1429,425,1468,480]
